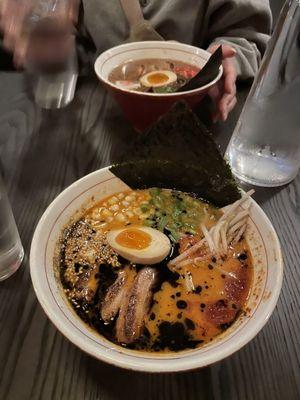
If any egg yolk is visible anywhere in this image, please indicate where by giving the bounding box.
[147,73,169,85]
[116,228,152,250]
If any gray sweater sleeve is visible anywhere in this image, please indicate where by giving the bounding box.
[203,0,272,79]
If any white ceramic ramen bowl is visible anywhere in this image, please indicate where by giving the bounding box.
[30,167,283,372]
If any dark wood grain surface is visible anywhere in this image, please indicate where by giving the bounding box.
[0,72,299,400]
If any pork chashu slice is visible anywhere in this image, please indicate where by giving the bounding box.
[116,267,157,344]
[101,267,136,323]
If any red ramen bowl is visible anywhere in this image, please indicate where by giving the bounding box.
[94,41,223,131]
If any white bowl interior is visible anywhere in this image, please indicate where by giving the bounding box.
[30,168,283,372]
[94,41,222,96]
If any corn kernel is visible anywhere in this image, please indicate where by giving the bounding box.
[117,193,125,199]
[125,195,134,202]
[102,209,112,217]
[109,204,119,212]
[115,213,126,222]
[91,210,101,219]
[126,211,134,218]
[108,196,118,205]
[122,201,130,207]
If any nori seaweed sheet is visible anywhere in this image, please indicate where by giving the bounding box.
[110,101,240,207]
[178,46,223,92]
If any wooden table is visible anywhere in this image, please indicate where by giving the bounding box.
[0,73,299,400]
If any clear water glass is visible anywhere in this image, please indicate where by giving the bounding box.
[226,0,300,187]
[25,0,78,109]
[0,177,24,281]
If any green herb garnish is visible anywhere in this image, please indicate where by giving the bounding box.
[144,188,219,242]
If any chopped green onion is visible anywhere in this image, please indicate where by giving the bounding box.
[140,205,149,213]
[157,215,168,231]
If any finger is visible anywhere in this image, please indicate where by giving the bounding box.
[69,0,80,23]
[208,83,223,123]
[2,25,16,51]
[208,44,236,59]
[3,19,21,51]
[227,96,237,113]
[221,45,236,59]
[208,79,225,122]
[212,78,235,118]
[220,95,237,121]
[223,59,237,94]
[0,0,8,19]
[208,83,222,103]
[223,96,237,120]
[213,96,236,122]
[1,0,17,32]
[218,92,233,119]
[219,91,235,112]
[13,37,28,68]
[2,3,25,50]
[3,2,31,63]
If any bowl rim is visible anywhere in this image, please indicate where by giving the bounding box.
[30,167,283,372]
[94,41,223,97]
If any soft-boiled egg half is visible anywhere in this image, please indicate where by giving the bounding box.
[106,226,171,265]
[140,70,177,88]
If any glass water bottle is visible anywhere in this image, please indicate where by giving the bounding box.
[226,0,300,187]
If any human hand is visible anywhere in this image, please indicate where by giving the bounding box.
[0,0,80,67]
[0,0,31,66]
[207,44,237,122]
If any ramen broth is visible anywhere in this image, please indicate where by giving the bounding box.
[58,189,253,353]
[108,58,200,93]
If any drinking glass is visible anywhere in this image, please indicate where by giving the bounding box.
[226,0,300,187]
[0,176,24,281]
[25,0,78,109]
